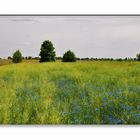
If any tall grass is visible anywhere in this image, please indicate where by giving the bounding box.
[0,61,140,124]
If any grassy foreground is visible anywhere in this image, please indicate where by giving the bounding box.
[0,60,140,124]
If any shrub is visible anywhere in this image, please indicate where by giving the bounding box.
[8,56,12,60]
[116,58,123,61]
[28,56,32,60]
[62,50,76,62]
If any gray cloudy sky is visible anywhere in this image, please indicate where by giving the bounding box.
[0,16,140,58]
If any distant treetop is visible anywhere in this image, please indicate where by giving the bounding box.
[39,40,56,62]
[12,50,22,63]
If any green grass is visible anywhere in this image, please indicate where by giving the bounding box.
[0,60,140,124]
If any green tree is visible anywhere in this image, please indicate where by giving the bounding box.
[39,40,56,62]
[136,53,140,61]
[12,50,22,63]
[62,50,76,62]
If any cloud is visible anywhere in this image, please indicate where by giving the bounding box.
[9,18,41,23]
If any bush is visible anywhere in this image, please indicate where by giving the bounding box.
[56,56,62,60]
[8,56,12,60]
[62,50,76,62]
[116,58,123,61]
[28,56,32,60]
[12,50,22,63]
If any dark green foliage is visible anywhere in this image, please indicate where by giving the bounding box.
[8,56,12,60]
[56,56,62,60]
[62,50,76,62]
[28,56,32,60]
[76,58,80,60]
[39,40,56,62]
[134,58,137,61]
[136,53,140,61]
[33,57,40,60]
[116,58,123,61]
[124,57,128,61]
[12,50,22,63]
[81,58,114,61]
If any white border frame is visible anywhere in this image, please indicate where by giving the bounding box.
[0,0,140,140]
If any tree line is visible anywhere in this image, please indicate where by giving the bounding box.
[1,40,140,63]
[8,40,77,63]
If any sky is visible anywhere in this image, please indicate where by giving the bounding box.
[0,16,140,58]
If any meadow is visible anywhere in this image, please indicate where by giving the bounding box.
[0,60,140,124]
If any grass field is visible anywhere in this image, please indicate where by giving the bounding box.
[0,60,140,124]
